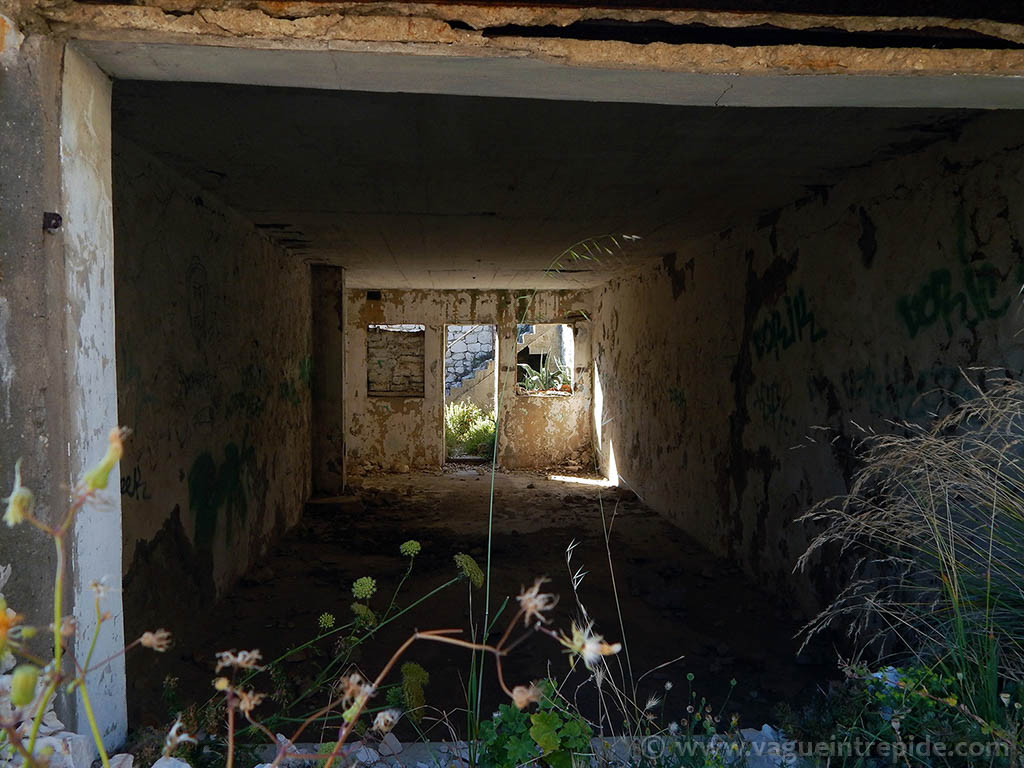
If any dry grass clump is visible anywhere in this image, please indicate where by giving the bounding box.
[798,376,1024,684]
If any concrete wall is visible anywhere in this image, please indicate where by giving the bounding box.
[113,137,313,633]
[346,289,591,472]
[593,112,1024,611]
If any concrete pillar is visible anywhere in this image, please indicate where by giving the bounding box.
[0,33,126,750]
[60,44,127,749]
[312,266,346,494]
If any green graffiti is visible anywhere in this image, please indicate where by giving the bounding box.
[751,287,827,361]
[897,266,1010,339]
[189,440,253,550]
[279,357,313,405]
[668,387,687,410]
[898,206,1013,339]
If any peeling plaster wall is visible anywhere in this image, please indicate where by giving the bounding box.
[345,289,591,471]
[114,138,312,629]
[593,111,1024,611]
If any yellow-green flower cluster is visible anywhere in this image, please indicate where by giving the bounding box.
[399,540,421,558]
[318,612,336,630]
[352,576,376,600]
[453,553,483,588]
[350,603,377,628]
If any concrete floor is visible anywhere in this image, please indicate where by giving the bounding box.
[130,469,832,737]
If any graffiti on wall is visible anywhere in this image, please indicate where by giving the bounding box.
[897,207,1019,339]
[188,437,255,550]
[809,362,985,422]
[752,380,792,430]
[752,287,828,361]
[120,464,151,500]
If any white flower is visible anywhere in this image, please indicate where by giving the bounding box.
[215,649,263,673]
[163,716,197,756]
[517,578,558,626]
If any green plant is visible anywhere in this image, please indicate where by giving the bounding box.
[445,400,496,457]
[797,377,1024,763]
[478,680,593,768]
[0,429,179,768]
[516,361,569,393]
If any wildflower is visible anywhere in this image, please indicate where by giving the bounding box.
[10,664,39,708]
[82,427,127,491]
[213,677,230,691]
[89,577,115,598]
[372,708,402,733]
[236,688,266,715]
[511,682,544,710]
[453,553,483,588]
[559,622,621,670]
[668,722,679,735]
[351,602,377,628]
[338,672,376,707]
[0,605,23,654]
[352,576,377,600]
[517,578,558,626]
[215,649,263,673]
[1001,693,1012,707]
[4,460,33,527]
[645,695,661,711]
[163,716,197,756]
[318,612,336,630]
[141,629,172,652]
[664,681,673,691]
[400,540,421,557]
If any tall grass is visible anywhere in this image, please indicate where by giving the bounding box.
[797,376,1024,722]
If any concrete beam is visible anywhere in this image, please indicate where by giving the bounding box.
[72,38,1024,109]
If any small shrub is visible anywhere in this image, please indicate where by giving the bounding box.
[478,680,592,768]
[445,401,496,457]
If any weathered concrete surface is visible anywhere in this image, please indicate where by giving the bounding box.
[0,27,72,722]
[60,43,127,749]
[114,137,313,613]
[593,110,1024,613]
[312,265,346,495]
[26,0,1024,58]
[346,289,591,471]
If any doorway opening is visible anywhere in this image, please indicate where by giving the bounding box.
[443,324,498,460]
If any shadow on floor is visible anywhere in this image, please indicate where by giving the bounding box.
[129,468,835,739]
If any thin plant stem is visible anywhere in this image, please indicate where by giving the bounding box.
[78,681,112,768]
[226,702,236,768]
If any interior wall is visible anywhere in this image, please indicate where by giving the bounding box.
[113,137,313,631]
[593,111,1024,610]
[345,289,592,472]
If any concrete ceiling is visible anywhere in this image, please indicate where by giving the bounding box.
[113,80,987,288]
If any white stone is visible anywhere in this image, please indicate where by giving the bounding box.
[378,732,403,756]
[355,746,380,763]
[110,755,134,768]
[151,758,192,768]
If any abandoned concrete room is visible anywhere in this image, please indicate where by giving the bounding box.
[8,1,1024,765]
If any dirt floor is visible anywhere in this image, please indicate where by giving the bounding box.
[130,467,834,740]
